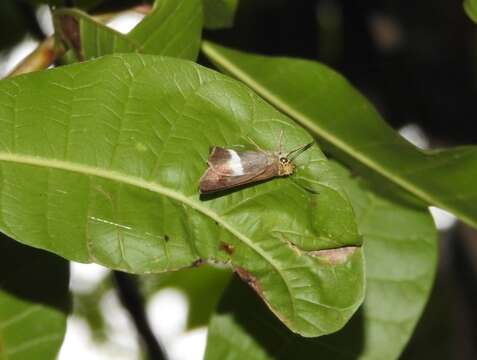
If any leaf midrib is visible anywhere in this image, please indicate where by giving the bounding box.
[201,42,476,228]
[0,152,299,317]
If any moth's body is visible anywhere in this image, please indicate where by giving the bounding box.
[199,147,296,194]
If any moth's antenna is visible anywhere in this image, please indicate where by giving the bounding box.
[287,142,313,160]
[278,130,284,153]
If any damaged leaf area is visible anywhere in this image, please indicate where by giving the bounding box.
[0,54,363,337]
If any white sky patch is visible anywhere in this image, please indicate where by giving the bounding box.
[147,289,207,360]
[398,123,430,149]
[36,4,54,36]
[107,12,145,34]
[58,291,140,360]
[429,207,457,231]
[0,36,38,78]
[227,150,245,176]
[69,262,109,294]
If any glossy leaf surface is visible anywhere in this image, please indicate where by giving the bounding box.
[0,54,362,337]
[205,162,437,359]
[201,42,477,229]
[0,235,69,360]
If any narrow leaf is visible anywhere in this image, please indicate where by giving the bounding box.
[201,41,477,229]
[0,54,363,337]
[464,0,477,23]
[205,162,437,359]
[0,235,69,360]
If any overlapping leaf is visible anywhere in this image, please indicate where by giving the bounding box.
[205,162,437,359]
[54,0,203,61]
[201,42,477,229]
[0,54,362,336]
[0,235,69,360]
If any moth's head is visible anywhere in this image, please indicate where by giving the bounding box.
[277,155,295,176]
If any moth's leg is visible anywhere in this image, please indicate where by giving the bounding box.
[247,136,266,152]
[277,130,284,153]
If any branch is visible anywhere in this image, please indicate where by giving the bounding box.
[113,271,167,360]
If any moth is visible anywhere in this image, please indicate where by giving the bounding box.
[199,135,312,194]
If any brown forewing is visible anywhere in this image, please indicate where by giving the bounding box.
[199,147,278,193]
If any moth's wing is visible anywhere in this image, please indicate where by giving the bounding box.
[237,150,270,174]
[200,149,271,194]
[199,169,266,194]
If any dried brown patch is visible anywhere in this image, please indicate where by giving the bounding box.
[58,15,83,60]
[309,246,358,265]
[219,242,235,255]
[286,240,302,256]
[234,267,263,296]
[191,258,205,267]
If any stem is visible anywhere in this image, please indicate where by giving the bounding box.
[113,271,167,360]
[7,36,65,78]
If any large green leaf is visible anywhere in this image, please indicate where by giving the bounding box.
[0,53,363,337]
[201,42,477,229]
[205,162,437,360]
[0,235,69,360]
[54,0,203,62]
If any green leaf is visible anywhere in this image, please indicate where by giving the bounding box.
[0,53,363,337]
[0,234,69,360]
[464,0,477,23]
[201,41,477,229]
[54,0,203,61]
[54,9,138,61]
[128,0,203,60]
[205,162,437,359]
[202,0,238,29]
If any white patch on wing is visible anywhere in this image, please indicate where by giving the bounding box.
[227,150,245,176]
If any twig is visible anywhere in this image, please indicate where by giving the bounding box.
[113,271,167,360]
[7,36,65,78]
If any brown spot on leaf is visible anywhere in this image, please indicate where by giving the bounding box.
[164,235,169,242]
[191,258,205,267]
[309,246,358,265]
[235,267,262,296]
[286,240,301,256]
[219,242,234,255]
[58,15,83,60]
